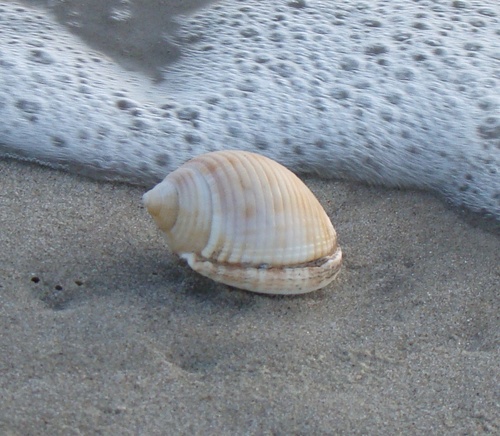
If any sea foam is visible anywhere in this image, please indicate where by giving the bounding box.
[0,1,499,219]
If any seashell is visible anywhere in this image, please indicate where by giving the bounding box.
[143,150,342,295]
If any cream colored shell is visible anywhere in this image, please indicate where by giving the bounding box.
[143,150,342,294]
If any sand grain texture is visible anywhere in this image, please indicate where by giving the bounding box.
[1,160,499,434]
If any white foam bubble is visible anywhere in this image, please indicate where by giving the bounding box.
[0,1,499,219]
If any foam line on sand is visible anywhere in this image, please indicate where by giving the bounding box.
[0,1,499,218]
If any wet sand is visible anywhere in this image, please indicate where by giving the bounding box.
[1,159,498,434]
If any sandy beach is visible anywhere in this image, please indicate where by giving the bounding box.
[1,158,498,434]
[1,0,499,433]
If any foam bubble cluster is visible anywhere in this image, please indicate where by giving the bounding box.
[0,1,499,219]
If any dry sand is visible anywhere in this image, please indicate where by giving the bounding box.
[1,159,498,434]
